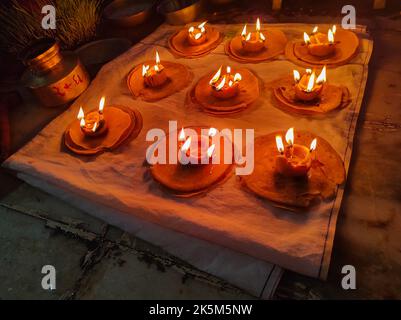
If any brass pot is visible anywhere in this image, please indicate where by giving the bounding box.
[157,0,202,25]
[21,38,90,107]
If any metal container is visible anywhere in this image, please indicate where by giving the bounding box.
[21,38,90,107]
[103,0,156,27]
[157,0,202,25]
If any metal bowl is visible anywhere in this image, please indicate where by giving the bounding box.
[157,0,202,25]
[103,0,156,27]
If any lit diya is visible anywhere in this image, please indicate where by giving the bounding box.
[303,25,337,57]
[168,22,223,58]
[209,66,242,99]
[188,21,208,46]
[225,19,287,63]
[150,126,233,196]
[285,24,359,66]
[275,128,317,177]
[241,130,345,209]
[190,65,260,115]
[127,50,192,102]
[142,51,167,88]
[64,97,143,155]
[272,66,350,115]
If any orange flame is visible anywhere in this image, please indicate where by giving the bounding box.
[312,26,318,34]
[98,97,105,114]
[285,127,294,146]
[155,51,161,65]
[92,122,98,132]
[246,32,251,41]
[142,64,149,77]
[276,135,284,154]
[328,29,334,44]
[260,32,266,41]
[80,118,86,128]
[316,66,326,84]
[293,70,300,83]
[310,138,317,152]
[241,24,247,37]
[303,32,311,44]
[306,72,315,92]
[178,127,186,141]
[198,21,207,30]
[256,18,261,32]
[77,106,85,120]
[215,76,226,91]
[209,66,222,85]
[181,137,191,152]
[233,73,242,82]
[207,144,216,158]
[332,25,336,35]
[226,66,231,74]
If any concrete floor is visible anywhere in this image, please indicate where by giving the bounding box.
[0,8,400,299]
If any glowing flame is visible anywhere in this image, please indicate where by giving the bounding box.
[328,29,334,44]
[332,25,336,35]
[194,33,202,40]
[198,21,207,29]
[209,66,222,85]
[246,33,251,41]
[276,136,284,154]
[208,127,217,137]
[306,72,315,92]
[178,127,186,141]
[285,127,294,146]
[228,80,233,87]
[306,68,312,74]
[99,97,105,114]
[215,76,226,91]
[80,118,86,128]
[188,26,194,33]
[316,66,326,84]
[77,106,85,120]
[155,51,160,65]
[304,32,311,44]
[256,18,261,32]
[142,64,149,77]
[233,73,242,82]
[310,138,317,152]
[92,122,98,132]
[207,144,216,158]
[241,24,247,37]
[312,26,318,34]
[226,66,231,74]
[181,137,191,152]
[293,70,300,83]
[260,32,266,41]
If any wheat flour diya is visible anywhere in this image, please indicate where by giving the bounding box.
[285,25,359,67]
[64,97,142,155]
[225,18,287,63]
[168,21,224,58]
[149,126,234,196]
[127,50,192,102]
[272,66,350,115]
[241,128,345,209]
[190,65,260,115]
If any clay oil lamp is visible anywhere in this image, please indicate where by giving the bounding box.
[293,66,326,101]
[303,25,336,57]
[188,21,208,46]
[178,128,217,165]
[77,97,107,137]
[209,66,242,100]
[275,128,317,177]
[142,51,167,88]
[241,18,266,53]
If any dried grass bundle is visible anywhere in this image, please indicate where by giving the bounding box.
[0,0,102,55]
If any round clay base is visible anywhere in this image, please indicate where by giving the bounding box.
[168,26,224,58]
[285,29,359,67]
[190,68,260,115]
[225,28,287,63]
[272,77,350,115]
[127,61,192,102]
[64,106,143,155]
[241,131,345,209]
[150,126,234,197]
